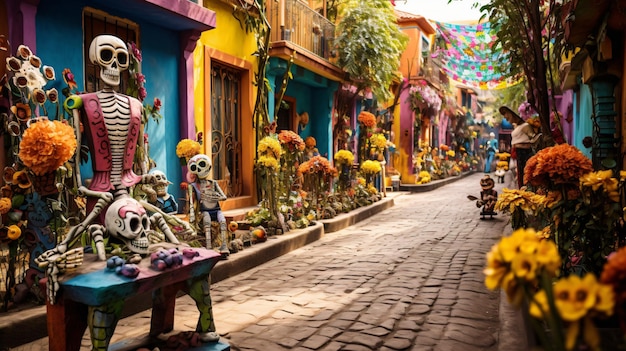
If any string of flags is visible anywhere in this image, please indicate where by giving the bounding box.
[432,21,521,89]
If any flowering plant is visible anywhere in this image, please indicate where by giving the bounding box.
[485,228,618,351]
[357,111,376,128]
[19,119,77,175]
[334,150,354,167]
[407,81,442,114]
[175,139,201,161]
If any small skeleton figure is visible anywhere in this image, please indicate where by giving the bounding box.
[151,169,178,214]
[187,154,230,258]
[477,175,498,219]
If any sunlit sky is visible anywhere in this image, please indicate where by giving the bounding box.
[394,0,489,23]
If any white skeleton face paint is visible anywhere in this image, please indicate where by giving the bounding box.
[88,35,129,88]
[188,154,212,180]
[105,197,150,254]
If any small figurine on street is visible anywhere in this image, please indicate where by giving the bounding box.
[467,175,498,220]
[187,154,230,258]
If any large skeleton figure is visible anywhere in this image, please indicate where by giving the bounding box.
[33,35,221,351]
[188,154,230,258]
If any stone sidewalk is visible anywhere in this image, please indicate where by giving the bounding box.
[7,172,528,350]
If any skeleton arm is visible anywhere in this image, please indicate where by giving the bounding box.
[211,181,227,202]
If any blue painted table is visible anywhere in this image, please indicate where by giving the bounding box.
[42,247,229,351]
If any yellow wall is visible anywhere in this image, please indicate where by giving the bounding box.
[194,1,259,210]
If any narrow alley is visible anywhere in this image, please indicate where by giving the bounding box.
[14,173,528,351]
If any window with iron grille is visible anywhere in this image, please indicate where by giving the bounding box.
[211,62,243,197]
[83,8,139,93]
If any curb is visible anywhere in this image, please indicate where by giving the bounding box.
[399,171,476,192]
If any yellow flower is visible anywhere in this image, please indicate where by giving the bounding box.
[356,177,366,186]
[367,185,378,194]
[501,272,524,307]
[256,155,280,171]
[498,228,540,262]
[0,197,12,214]
[19,120,77,175]
[175,139,201,159]
[511,254,539,281]
[369,133,387,150]
[416,170,431,184]
[484,244,508,290]
[334,150,354,166]
[360,160,381,175]
[553,274,598,322]
[257,136,282,160]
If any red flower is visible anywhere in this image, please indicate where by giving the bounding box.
[153,98,162,111]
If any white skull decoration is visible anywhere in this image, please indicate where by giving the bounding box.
[188,154,212,180]
[105,198,150,254]
[88,35,129,88]
[150,170,171,197]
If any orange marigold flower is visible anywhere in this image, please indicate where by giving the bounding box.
[305,136,316,148]
[358,111,376,128]
[19,120,77,175]
[278,130,305,151]
[524,144,593,187]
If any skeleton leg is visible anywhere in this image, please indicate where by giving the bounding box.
[202,211,213,250]
[88,300,124,351]
[187,276,219,343]
[216,211,230,257]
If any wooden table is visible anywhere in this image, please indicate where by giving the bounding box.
[42,247,229,351]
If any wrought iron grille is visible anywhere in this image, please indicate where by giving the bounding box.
[211,63,243,197]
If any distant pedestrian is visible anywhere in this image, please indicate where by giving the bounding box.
[500,106,535,188]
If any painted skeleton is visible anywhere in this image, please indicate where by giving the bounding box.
[188,154,230,257]
[35,35,179,304]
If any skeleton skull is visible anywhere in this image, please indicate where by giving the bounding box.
[188,154,212,180]
[105,198,150,254]
[150,170,171,197]
[89,35,129,88]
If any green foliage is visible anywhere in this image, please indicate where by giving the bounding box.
[335,0,408,101]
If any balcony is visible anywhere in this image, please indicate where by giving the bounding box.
[268,0,335,60]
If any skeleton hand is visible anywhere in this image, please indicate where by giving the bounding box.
[39,247,84,304]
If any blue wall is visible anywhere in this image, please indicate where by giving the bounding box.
[35,0,183,201]
[573,83,593,159]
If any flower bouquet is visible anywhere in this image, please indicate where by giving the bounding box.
[18,119,77,195]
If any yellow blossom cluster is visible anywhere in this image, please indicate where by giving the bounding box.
[484,228,561,306]
[496,161,508,171]
[529,274,614,350]
[19,119,77,175]
[580,170,620,202]
[416,170,431,184]
[176,139,201,160]
[495,188,545,214]
[334,150,354,167]
[369,133,387,150]
[446,150,455,158]
[278,130,305,152]
[256,155,280,171]
[359,160,382,176]
[497,152,511,161]
[257,136,282,160]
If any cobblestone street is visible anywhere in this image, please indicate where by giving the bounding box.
[12,173,528,351]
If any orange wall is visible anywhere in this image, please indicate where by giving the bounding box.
[398,25,423,79]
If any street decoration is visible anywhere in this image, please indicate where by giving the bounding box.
[432,21,521,89]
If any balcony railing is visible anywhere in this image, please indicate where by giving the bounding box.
[268,0,336,61]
